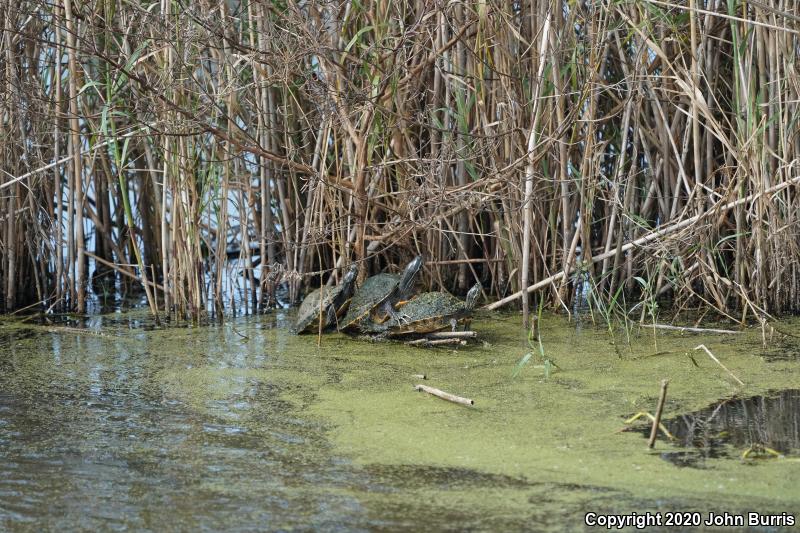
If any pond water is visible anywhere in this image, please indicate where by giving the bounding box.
[650,389,800,467]
[1,311,798,531]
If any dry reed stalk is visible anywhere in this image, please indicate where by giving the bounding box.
[521,13,552,328]
[648,379,669,448]
[1,0,799,325]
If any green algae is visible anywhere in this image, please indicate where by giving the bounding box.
[307,312,800,516]
[1,310,799,530]
[148,311,800,522]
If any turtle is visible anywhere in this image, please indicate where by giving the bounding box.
[293,264,358,334]
[383,282,482,336]
[338,256,423,332]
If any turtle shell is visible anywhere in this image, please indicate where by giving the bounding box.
[385,291,465,334]
[294,266,357,334]
[339,273,400,330]
[387,283,481,335]
[339,256,424,331]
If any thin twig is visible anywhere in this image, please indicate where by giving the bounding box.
[694,344,745,386]
[650,324,740,334]
[85,252,165,291]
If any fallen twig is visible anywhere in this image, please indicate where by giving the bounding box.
[694,344,744,386]
[425,331,477,339]
[406,338,430,346]
[406,337,465,347]
[414,384,474,406]
[650,324,739,334]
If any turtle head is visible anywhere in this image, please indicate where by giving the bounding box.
[465,283,482,310]
[397,255,423,298]
[342,263,358,286]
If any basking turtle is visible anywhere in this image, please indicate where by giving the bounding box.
[384,282,481,335]
[293,264,358,334]
[339,256,423,332]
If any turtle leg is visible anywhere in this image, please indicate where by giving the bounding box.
[336,298,352,317]
[325,304,337,329]
[357,330,389,343]
[382,300,411,326]
[333,298,351,329]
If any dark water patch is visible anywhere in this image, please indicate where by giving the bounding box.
[363,464,533,491]
[0,380,368,531]
[0,331,371,531]
[643,389,800,466]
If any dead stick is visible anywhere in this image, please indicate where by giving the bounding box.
[412,374,427,380]
[406,338,464,347]
[415,384,474,406]
[694,344,745,386]
[428,339,467,346]
[426,338,465,346]
[648,379,669,448]
[396,330,475,340]
[425,330,477,339]
[650,324,740,334]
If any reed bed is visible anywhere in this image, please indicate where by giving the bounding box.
[1,0,799,324]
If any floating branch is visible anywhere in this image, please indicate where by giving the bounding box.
[425,331,477,339]
[414,384,474,406]
[406,337,465,347]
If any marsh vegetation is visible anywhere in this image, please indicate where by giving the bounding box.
[1,0,799,326]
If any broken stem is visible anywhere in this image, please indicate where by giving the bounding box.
[648,379,669,448]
